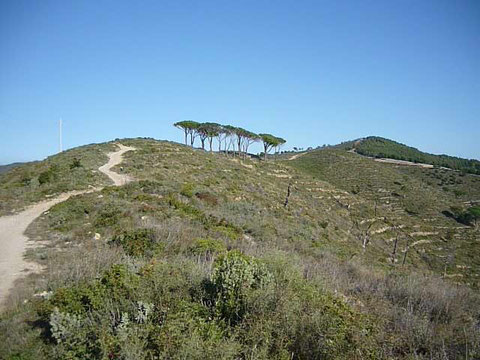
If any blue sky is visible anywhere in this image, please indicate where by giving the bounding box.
[1,0,479,164]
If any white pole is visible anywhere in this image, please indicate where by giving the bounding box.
[59,118,63,152]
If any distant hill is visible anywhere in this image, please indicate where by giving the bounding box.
[0,162,24,175]
[349,137,480,175]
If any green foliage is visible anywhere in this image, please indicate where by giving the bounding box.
[211,251,273,324]
[448,205,480,226]
[38,165,59,185]
[69,158,82,169]
[190,238,226,256]
[356,136,480,175]
[94,204,122,227]
[180,183,195,197]
[110,228,163,257]
[174,120,199,131]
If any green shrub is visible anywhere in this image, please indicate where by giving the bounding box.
[211,251,272,325]
[110,228,162,257]
[69,158,82,169]
[189,238,226,257]
[94,204,122,227]
[38,165,59,185]
[180,183,195,198]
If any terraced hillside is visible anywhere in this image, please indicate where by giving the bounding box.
[288,148,480,286]
[1,138,479,359]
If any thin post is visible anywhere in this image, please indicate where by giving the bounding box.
[59,118,63,152]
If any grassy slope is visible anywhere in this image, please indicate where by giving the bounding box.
[288,148,480,285]
[1,138,479,359]
[352,136,480,174]
[0,142,117,216]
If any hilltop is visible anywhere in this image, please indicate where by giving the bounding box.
[0,138,479,359]
[340,136,480,174]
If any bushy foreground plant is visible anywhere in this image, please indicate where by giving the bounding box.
[2,251,378,359]
[210,250,273,325]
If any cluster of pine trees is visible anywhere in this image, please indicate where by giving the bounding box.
[174,121,286,160]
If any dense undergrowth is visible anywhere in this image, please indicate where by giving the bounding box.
[1,138,480,359]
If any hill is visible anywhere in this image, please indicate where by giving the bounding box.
[1,138,479,359]
[0,162,25,175]
[346,136,480,174]
[0,142,117,216]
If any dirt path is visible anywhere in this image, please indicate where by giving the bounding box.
[288,152,307,161]
[98,144,136,185]
[373,158,434,168]
[0,143,135,308]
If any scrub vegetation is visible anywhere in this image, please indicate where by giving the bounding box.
[1,138,479,359]
[0,142,117,216]
[351,136,480,174]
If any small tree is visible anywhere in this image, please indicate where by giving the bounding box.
[242,130,259,160]
[174,120,199,146]
[196,123,210,150]
[223,125,237,156]
[259,133,280,161]
[234,127,249,158]
[202,123,221,152]
[274,137,286,159]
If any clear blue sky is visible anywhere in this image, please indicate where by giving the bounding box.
[1,0,479,164]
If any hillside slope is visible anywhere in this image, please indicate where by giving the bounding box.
[288,148,480,284]
[349,136,480,174]
[1,138,479,359]
[0,142,117,216]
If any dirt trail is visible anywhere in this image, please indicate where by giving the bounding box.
[98,144,135,185]
[0,143,135,308]
[288,152,307,161]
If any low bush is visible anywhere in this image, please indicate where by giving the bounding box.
[38,165,59,185]
[189,238,226,257]
[180,183,195,198]
[110,228,163,257]
[210,251,273,325]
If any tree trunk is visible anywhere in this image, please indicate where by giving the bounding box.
[184,130,188,145]
[190,133,195,147]
[201,138,205,150]
[284,183,292,207]
[402,238,410,266]
[209,138,213,152]
[391,234,399,264]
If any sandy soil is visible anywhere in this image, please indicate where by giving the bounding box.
[0,143,135,308]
